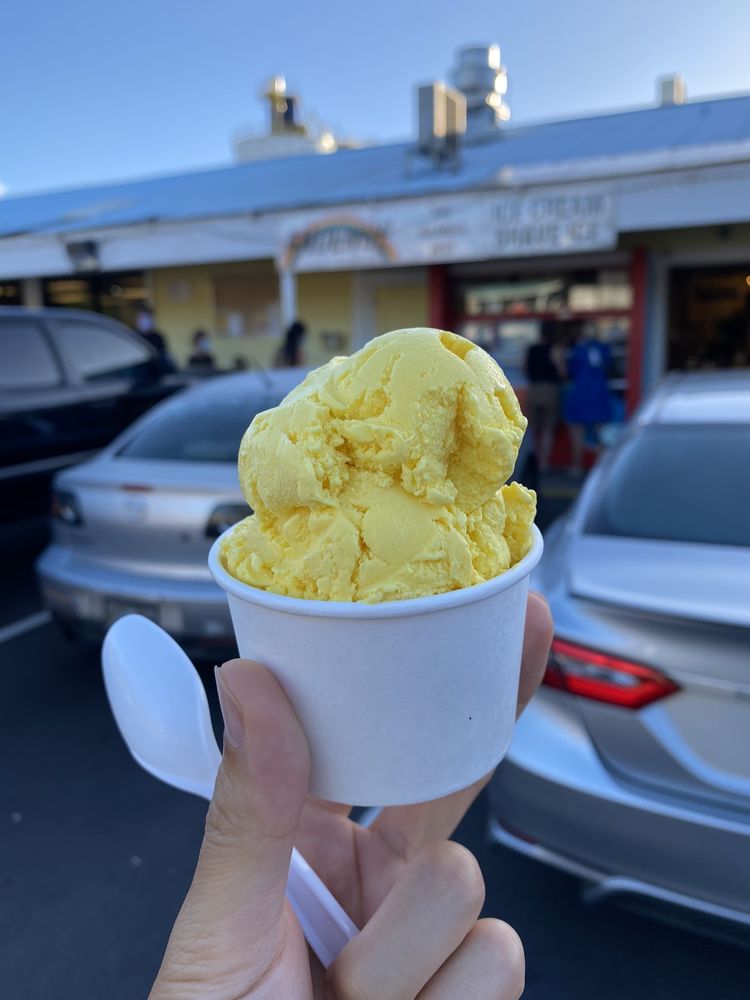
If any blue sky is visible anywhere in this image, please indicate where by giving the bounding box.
[2,0,747,196]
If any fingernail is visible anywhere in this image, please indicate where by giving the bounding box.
[215,665,244,749]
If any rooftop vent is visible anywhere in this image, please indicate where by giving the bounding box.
[658,74,686,106]
[417,82,467,164]
[265,75,306,136]
[451,45,510,140]
[232,76,347,162]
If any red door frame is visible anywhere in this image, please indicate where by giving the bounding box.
[627,246,648,415]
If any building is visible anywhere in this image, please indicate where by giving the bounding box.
[1,48,750,416]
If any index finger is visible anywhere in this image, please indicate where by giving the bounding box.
[368,592,552,860]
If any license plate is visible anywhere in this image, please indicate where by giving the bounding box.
[105,598,160,627]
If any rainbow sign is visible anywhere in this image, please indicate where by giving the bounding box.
[281,215,398,270]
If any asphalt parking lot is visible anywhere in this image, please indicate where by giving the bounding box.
[1,500,748,999]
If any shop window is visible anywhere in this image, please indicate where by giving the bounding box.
[0,281,22,306]
[97,273,149,328]
[214,273,280,338]
[456,315,629,398]
[453,267,633,412]
[457,269,633,318]
[43,278,95,311]
[42,272,147,329]
[668,266,750,371]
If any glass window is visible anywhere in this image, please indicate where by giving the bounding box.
[56,319,151,381]
[0,282,22,305]
[97,272,149,329]
[214,272,280,337]
[463,277,566,316]
[43,272,148,329]
[668,265,750,371]
[585,425,750,547]
[456,319,539,385]
[43,278,95,311]
[0,318,62,389]
[456,269,633,318]
[119,391,277,463]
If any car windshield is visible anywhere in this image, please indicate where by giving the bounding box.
[584,424,750,547]
[118,390,275,463]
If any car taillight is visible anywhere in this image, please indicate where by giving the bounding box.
[205,503,252,539]
[51,489,84,527]
[543,638,679,709]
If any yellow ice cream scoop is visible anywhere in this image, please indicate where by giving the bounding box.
[222,328,536,602]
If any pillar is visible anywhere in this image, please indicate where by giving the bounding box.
[279,269,297,329]
[21,277,43,308]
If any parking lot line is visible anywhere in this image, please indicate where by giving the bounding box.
[0,610,52,645]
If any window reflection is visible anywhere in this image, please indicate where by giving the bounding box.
[458,269,633,317]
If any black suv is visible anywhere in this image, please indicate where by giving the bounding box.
[0,307,185,515]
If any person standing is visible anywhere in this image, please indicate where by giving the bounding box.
[187,328,216,371]
[134,305,175,374]
[275,319,307,367]
[564,323,612,475]
[524,320,565,473]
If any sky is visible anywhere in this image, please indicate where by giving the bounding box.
[1,0,747,197]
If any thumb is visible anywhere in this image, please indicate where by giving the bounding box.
[174,661,310,965]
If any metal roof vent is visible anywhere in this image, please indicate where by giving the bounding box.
[451,44,510,140]
[232,76,349,162]
[658,74,686,106]
[417,82,467,165]
[264,75,306,135]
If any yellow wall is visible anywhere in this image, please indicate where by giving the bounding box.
[150,266,214,363]
[374,282,428,337]
[297,271,354,367]
[150,261,282,369]
[151,263,354,371]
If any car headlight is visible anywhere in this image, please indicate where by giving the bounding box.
[205,503,252,539]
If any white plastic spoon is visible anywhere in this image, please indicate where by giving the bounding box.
[101,613,358,968]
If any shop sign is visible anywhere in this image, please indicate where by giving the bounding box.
[279,186,616,272]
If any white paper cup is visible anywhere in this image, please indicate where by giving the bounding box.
[208,524,543,806]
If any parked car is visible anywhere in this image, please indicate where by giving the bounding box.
[0,307,186,517]
[36,367,308,659]
[489,370,750,937]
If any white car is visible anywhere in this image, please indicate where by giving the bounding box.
[37,368,307,660]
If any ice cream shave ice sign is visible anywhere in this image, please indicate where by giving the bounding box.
[492,191,614,255]
[280,186,616,272]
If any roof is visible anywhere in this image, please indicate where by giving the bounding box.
[648,371,750,424]
[2,94,750,239]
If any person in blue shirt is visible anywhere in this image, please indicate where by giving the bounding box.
[565,323,612,475]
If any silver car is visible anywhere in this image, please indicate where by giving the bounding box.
[36,368,307,660]
[489,371,750,935]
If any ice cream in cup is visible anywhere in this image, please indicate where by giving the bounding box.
[208,328,543,806]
